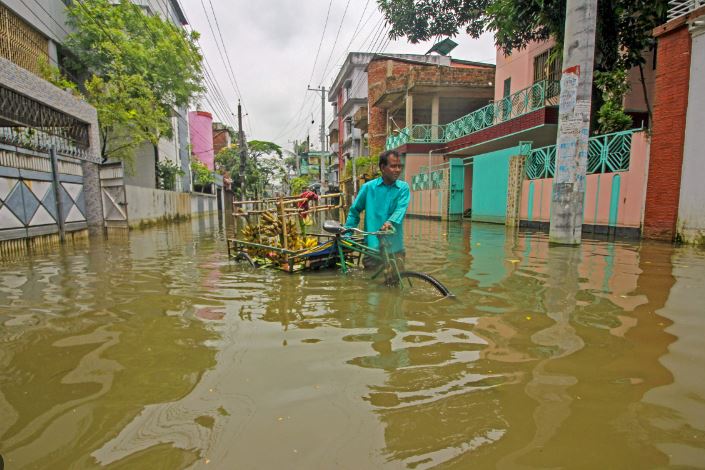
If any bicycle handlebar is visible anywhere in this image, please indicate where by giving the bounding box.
[344,226,396,236]
[323,220,395,237]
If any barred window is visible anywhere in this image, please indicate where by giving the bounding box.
[0,3,50,77]
[533,48,562,83]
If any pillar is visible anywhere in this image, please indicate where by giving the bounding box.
[431,94,440,140]
[643,18,693,240]
[405,93,413,131]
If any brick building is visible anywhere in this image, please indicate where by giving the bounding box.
[384,38,655,232]
[327,53,373,187]
[643,1,705,243]
[366,54,495,156]
[212,122,232,155]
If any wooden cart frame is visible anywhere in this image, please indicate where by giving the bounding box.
[227,193,357,272]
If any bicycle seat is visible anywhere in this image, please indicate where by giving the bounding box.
[323,220,347,234]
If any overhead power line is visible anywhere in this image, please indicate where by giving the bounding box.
[169,0,243,129]
[272,0,335,142]
[205,0,253,134]
[319,0,374,87]
[307,0,334,88]
[317,0,352,86]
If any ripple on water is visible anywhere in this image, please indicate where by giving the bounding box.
[0,219,704,468]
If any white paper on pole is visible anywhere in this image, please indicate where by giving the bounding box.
[559,72,579,114]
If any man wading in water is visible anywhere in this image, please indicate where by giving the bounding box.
[344,150,410,269]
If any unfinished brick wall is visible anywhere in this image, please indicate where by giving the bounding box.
[643,22,692,241]
[367,60,390,157]
[367,57,495,157]
[212,129,230,155]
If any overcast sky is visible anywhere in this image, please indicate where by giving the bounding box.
[180,0,496,151]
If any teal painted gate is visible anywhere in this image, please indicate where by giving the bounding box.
[471,146,519,224]
[449,159,465,218]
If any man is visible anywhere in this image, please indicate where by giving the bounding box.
[345,150,410,265]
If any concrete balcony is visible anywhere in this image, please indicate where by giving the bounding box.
[352,105,368,131]
[386,80,560,153]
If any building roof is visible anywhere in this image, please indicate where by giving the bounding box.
[365,53,494,70]
[451,58,496,69]
[328,52,376,101]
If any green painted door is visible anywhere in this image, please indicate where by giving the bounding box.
[471,146,518,224]
[449,159,465,217]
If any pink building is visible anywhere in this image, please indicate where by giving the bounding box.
[188,111,215,170]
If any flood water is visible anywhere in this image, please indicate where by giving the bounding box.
[1,215,705,469]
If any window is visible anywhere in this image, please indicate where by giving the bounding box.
[503,78,511,97]
[0,4,50,76]
[533,48,562,83]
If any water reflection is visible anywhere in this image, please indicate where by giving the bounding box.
[0,216,703,468]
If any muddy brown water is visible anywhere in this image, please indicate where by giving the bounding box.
[1,216,704,469]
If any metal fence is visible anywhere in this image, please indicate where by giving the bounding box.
[526,129,635,180]
[445,80,560,141]
[0,85,91,159]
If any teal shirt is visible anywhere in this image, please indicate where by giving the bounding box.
[345,177,410,253]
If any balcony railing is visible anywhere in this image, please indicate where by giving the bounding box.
[668,0,703,20]
[385,124,446,150]
[385,79,560,150]
[445,79,560,140]
[526,129,636,179]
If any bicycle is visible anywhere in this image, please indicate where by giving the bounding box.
[321,220,453,298]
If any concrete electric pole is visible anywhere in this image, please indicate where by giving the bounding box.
[548,0,598,245]
[307,86,327,188]
[237,100,247,200]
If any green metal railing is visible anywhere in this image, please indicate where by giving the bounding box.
[385,79,560,150]
[385,124,446,150]
[445,79,560,140]
[526,129,635,180]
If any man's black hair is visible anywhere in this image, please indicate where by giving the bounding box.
[379,150,400,168]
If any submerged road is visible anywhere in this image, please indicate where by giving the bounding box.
[1,216,704,468]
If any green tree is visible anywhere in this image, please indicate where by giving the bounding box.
[156,159,185,190]
[191,159,215,190]
[64,0,204,161]
[379,0,666,71]
[594,69,633,133]
[247,140,283,160]
[290,176,310,195]
[84,73,170,161]
[215,140,284,198]
[378,0,667,120]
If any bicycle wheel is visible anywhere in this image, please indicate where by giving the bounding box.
[396,271,452,298]
[234,251,257,268]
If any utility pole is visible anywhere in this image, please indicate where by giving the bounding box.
[307,86,327,188]
[548,0,598,245]
[237,100,247,200]
[294,139,300,175]
[351,137,358,195]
